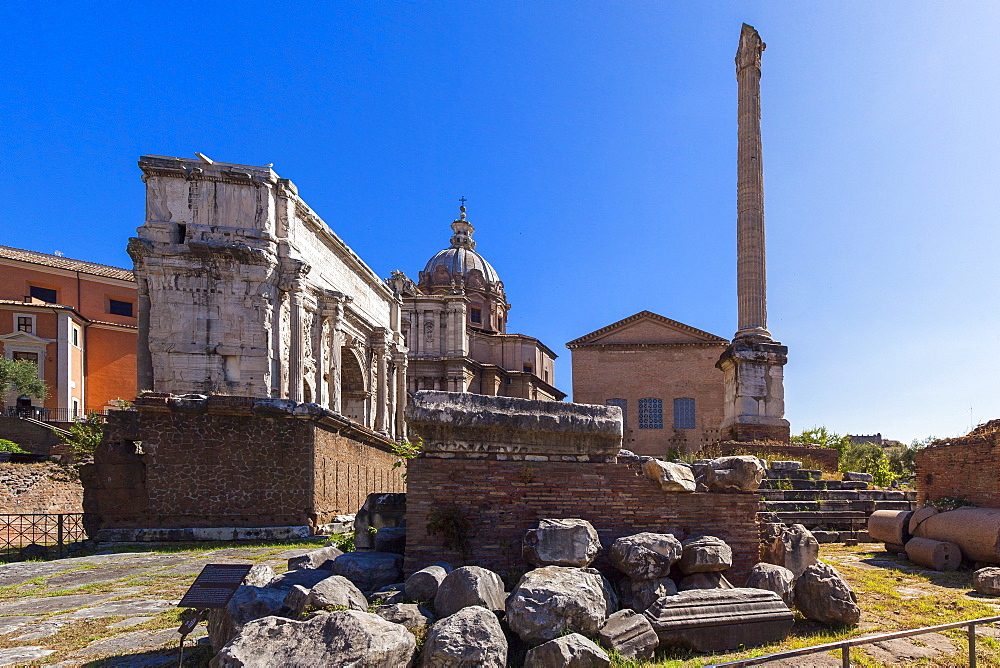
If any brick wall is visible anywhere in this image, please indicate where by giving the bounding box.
[916,429,1000,507]
[0,463,83,513]
[404,458,762,585]
[82,395,405,534]
[714,441,839,472]
[570,343,727,458]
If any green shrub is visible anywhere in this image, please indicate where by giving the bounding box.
[0,439,27,453]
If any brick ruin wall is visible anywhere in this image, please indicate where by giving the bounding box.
[404,458,762,585]
[916,426,1000,508]
[82,395,404,535]
[714,441,839,472]
[0,463,83,513]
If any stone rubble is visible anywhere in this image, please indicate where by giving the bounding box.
[419,605,507,667]
[744,562,795,606]
[524,632,611,667]
[615,575,677,613]
[609,532,682,581]
[404,563,453,602]
[597,609,659,661]
[703,455,766,493]
[287,545,343,571]
[433,566,506,618]
[332,551,403,594]
[678,535,733,574]
[677,571,734,591]
[761,523,819,579]
[505,565,612,643]
[642,459,697,493]
[972,567,1000,596]
[793,563,861,626]
[522,518,602,568]
[210,610,416,668]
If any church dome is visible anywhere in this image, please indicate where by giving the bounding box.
[422,247,500,285]
[419,205,502,289]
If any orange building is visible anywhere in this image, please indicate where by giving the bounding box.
[0,246,137,420]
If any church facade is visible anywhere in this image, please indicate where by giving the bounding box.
[129,155,408,439]
[567,311,728,457]
[388,206,565,401]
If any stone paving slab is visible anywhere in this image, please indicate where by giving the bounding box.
[12,618,72,641]
[70,627,192,657]
[0,645,55,664]
[862,632,956,664]
[58,598,176,619]
[0,593,114,615]
[43,566,140,589]
[0,614,38,635]
[108,615,157,629]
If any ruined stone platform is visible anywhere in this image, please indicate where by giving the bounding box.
[758,467,918,540]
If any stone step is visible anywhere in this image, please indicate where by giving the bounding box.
[759,479,829,491]
[766,469,822,481]
[872,500,916,511]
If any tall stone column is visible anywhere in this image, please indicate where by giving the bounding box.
[718,24,790,443]
[280,258,310,403]
[287,290,304,402]
[325,301,344,414]
[736,23,770,340]
[374,328,389,434]
[393,349,408,440]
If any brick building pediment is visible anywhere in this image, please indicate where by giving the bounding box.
[567,311,727,347]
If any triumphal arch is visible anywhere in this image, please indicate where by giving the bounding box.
[129,154,407,438]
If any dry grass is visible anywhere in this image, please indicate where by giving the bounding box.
[618,543,1000,667]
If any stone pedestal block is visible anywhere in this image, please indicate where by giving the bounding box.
[404,391,623,461]
[643,588,793,652]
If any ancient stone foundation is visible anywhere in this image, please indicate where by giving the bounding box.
[81,393,404,540]
[404,392,762,582]
[0,463,83,514]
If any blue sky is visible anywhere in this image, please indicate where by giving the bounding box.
[3,2,998,442]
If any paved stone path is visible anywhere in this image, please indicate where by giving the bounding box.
[0,545,313,666]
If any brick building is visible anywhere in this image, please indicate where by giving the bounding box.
[0,246,137,420]
[387,205,565,401]
[567,311,728,457]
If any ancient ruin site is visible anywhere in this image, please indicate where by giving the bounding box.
[1,6,999,668]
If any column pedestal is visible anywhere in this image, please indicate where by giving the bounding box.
[717,338,790,442]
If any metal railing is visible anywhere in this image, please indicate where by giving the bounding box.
[710,614,1000,668]
[4,406,127,423]
[0,513,88,561]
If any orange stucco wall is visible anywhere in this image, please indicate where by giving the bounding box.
[0,258,137,414]
[85,327,137,411]
[0,263,137,326]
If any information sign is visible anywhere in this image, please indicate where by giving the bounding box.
[178,563,254,609]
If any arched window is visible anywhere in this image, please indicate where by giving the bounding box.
[638,398,663,429]
[606,398,627,429]
[673,398,696,429]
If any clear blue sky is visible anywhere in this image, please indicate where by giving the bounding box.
[3,2,998,442]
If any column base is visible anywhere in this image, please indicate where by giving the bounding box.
[721,422,790,443]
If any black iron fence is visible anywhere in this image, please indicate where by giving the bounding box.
[0,513,88,561]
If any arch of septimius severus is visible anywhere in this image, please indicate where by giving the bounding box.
[129,155,408,439]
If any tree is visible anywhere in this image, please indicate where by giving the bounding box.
[61,414,106,460]
[790,426,851,453]
[0,358,48,401]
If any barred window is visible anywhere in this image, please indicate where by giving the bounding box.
[638,398,663,429]
[606,398,627,429]
[674,397,696,429]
